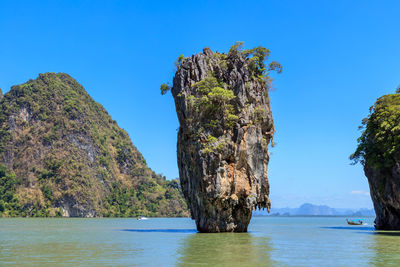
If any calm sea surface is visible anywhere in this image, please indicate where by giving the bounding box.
[0,216,399,266]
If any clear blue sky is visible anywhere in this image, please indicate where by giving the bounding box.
[1,0,399,209]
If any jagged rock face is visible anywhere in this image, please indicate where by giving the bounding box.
[365,162,400,230]
[171,48,274,232]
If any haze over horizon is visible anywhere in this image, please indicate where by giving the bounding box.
[1,0,399,209]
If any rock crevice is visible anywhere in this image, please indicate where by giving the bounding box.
[171,46,276,232]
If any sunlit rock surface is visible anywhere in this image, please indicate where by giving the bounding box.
[171,47,275,232]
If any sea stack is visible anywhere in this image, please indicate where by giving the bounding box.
[352,90,400,230]
[169,44,280,232]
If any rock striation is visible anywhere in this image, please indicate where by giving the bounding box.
[352,91,400,230]
[170,45,279,232]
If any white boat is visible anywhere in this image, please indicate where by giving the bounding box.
[137,216,148,220]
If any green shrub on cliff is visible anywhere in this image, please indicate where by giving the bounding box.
[228,42,282,81]
[207,87,235,104]
[161,43,280,155]
[160,83,171,95]
[351,91,400,171]
[175,54,185,68]
[193,76,220,95]
[177,72,238,136]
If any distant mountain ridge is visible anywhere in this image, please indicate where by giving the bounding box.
[253,203,375,216]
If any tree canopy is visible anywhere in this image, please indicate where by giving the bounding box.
[351,91,400,171]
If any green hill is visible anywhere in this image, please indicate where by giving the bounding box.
[0,73,188,217]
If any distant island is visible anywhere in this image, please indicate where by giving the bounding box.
[253,203,375,216]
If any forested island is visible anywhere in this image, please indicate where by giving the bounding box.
[0,73,188,217]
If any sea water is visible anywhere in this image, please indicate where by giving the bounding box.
[0,216,399,266]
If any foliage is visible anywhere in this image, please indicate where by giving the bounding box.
[202,135,226,153]
[253,107,266,123]
[228,41,244,55]
[160,43,279,156]
[0,165,19,206]
[268,61,283,74]
[228,41,282,84]
[193,76,220,95]
[161,54,185,95]
[161,43,282,154]
[174,54,185,68]
[160,83,171,95]
[226,114,239,129]
[186,73,238,137]
[161,42,281,96]
[242,46,270,76]
[181,73,239,154]
[0,73,189,217]
[207,87,236,103]
[351,91,400,172]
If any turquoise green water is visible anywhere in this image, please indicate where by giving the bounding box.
[0,217,399,266]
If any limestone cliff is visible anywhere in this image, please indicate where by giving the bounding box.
[364,163,400,229]
[168,44,280,232]
[352,91,400,229]
[0,73,188,217]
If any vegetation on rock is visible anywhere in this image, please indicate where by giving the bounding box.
[0,73,188,217]
[351,89,400,230]
[351,91,400,172]
[162,43,281,157]
[228,41,282,82]
[164,43,280,232]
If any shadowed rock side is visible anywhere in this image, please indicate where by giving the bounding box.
[352,91,400,230]
[171,47,276,232]
[365,164,400,229]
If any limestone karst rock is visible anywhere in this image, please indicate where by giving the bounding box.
[169,45,279,232]
[364,163,400,229]
[0,73,188,217]
[352,91,400,229]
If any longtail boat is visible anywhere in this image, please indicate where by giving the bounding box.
[346,218,363,225]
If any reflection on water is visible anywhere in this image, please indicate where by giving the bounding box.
[321,226,375,231]
[0,218,141,266]
[2,217,400,266]
[0,240,132,266]
[368,231,400,265]
[177,232,275,266]
[122,228,196,233]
